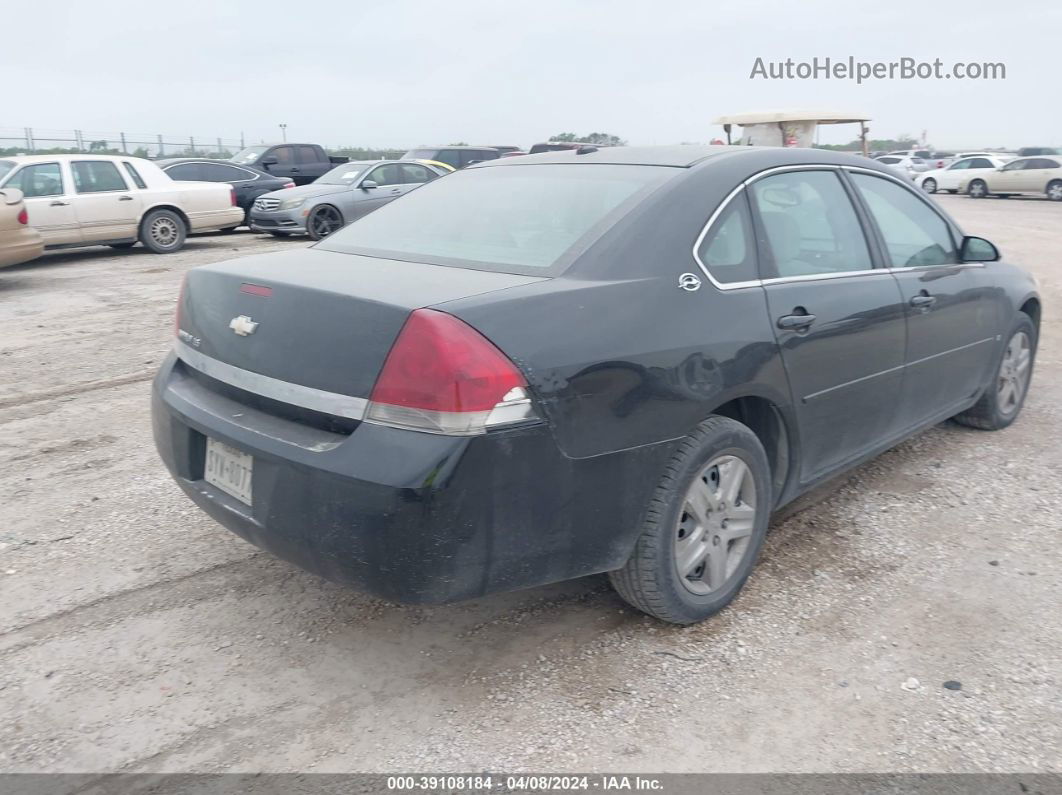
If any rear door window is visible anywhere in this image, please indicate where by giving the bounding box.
[165,163,205,181]
[366,164,402,186]
[271,146,295,165]
[750,170,873,278]
[201,163,256,182]
[72,161,128,193]
[695,191,758,284]
[432,150,462,169]
[850,173,958,267]
[122,161,147,188]
[399,163,435,184]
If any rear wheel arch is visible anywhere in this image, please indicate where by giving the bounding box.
[707,395,791,506]
[139,203,190,230]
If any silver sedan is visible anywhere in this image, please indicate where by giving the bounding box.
[249,160,446,240]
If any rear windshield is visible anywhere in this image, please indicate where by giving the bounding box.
[0,160,15,183]
[317,164,675,275]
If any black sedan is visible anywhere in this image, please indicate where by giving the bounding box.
[152,146,1040,624]
[157,159,295,228]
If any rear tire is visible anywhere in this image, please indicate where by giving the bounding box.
[139,209,187,254]
[609,416,771,625]
[953,314,1036,430]
[1046,180,1062,201]
[968,179,989,198]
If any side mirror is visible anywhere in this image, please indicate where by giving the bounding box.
[960,236,1000,262]
[261,157,278,167]
[360,179,378,190]
[0,188,25,204]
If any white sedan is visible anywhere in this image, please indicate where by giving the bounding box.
[916,155,1012,194]
[0,155,244,254]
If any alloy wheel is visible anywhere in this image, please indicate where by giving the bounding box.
[310,206,343,238]
[997,331,1032,416]
[674,455,757,596]
[150,217,180,248]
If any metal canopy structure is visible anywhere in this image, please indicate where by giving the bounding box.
[713,109,872,155]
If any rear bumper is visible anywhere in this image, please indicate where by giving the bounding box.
[189,207,245,231]
[151,351,671,603]
[0,229,44,268]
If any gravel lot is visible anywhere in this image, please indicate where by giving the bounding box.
[1,196,1059,774]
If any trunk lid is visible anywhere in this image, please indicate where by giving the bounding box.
[178,248,546,398]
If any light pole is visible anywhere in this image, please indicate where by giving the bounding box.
[279,124,287,143]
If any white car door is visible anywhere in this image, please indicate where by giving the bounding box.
[68,160,142,242]
[934,158,970,190]
[0,161,81,245]
[952,157,997,192]
[992,159,1030,192]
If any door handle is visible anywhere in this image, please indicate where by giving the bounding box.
[50,200,69,206]
[118,195,134,201]
[909,292,936,309]
[777,312,816,330]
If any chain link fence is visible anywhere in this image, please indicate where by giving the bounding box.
[0,127,249,159]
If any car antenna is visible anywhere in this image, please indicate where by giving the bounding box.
[575,145,598,155]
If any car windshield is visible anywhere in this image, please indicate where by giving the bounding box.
[317,164,369,185]
[317,163,675,275]
[231,146,270,165]
[0,160,15,183]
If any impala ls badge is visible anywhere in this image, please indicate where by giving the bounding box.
[678,272,702,292]
[229,315,259,336]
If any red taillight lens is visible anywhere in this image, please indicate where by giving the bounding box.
[230,188,237,207]
[283,182,296,189]
[17,208,28,225]
[174,274,187,337]
[366,309,535,435]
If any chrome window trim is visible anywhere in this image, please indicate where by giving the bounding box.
[691,163,987,292]
[174,340,367,420]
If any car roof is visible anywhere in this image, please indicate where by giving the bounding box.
[411,145,499,151]
[478,145,885,169]
[0,154,150,164]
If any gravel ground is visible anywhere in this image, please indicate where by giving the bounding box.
[0,197,1059,774]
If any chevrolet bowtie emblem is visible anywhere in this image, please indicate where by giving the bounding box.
[229,315,259,336]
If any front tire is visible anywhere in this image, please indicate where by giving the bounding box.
[139,209,187,254]
[306,204,344,240]
[609,416,771,625]
[1046,180,1062,201]
[922,178,937,193]
[968,179,989,198]
[953,314,1036,430]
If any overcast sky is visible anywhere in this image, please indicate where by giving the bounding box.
[6,0,1060,151]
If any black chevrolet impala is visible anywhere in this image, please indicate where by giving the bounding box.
[152,146,1040,624]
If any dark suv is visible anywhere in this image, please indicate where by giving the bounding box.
[402,146,500,169]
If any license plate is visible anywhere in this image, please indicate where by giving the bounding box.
[204,438,253,506]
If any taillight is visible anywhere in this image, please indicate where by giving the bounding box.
[174,274,187,338]
[17,208,28,225]
[366,309,536,435]
[230,188,237,206]
[282,181,296,189]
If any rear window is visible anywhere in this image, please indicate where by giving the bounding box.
[317,164,674,275]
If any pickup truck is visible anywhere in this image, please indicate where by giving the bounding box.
[230,144,349,185]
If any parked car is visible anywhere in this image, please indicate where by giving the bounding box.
[154,145,1040,625]
[412,159,455,173]
[964,156,1062,200]
[885,149,933,160]
[0,188,44,268]
[158,159,295,227]
[401,146,500,169]
[0,155,243,253]
[1017,147,1060,157]
[874,155,930,180]
[528,142,585,154]
[916,155,1012,194]
[487,146,523,155]
[230,144,348,185]
[249,160,445,239]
